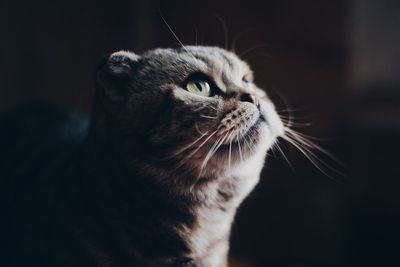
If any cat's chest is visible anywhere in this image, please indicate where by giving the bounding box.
[185,206,233,266]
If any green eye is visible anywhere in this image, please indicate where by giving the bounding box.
[186,79,210,97]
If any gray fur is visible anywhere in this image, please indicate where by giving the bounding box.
[90,46,284,266]
[0,46,284,267]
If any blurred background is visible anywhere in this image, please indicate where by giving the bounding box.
[1,0,399,266]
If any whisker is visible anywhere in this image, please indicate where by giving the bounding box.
[200,115,218,120]
[280,119,312,128]
[269,141,279,158]
[199,133,229,177]
[194,104,218,112]
[279,115,312,122]
[239,130,256,156]
[170,131,209,158]
[236,134,244,163]
[243,53,274,62]
[282,135,338,180]
[275,98,345,179]
[283,132,344,178]
[284,132,331,163]
[226,130,239,192]
[241,133,253,154]
[239,44,270,59]
[174,130,218,170]
[285,129,344,166]
[195,28,198,46]
[283,127,325,141]
[228,133,233,172]
[159,12,197,60]
[195,123,208,136]
[277,108,306,113]
[230,28,257,52]
[275,140,294,171]
[214,15,229,50]
[201,132,229,170]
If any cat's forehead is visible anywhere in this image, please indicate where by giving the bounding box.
[141,46,252,83]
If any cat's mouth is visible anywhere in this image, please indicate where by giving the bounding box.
[217,113,266,152]
[243,114,266,137]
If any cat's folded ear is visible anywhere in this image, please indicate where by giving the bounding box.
[96,51,140,104]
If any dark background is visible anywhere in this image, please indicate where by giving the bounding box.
[1,0,399,266]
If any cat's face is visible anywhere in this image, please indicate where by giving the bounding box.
[96,46,284,181]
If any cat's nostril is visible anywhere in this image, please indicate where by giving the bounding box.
[240,93,260,107]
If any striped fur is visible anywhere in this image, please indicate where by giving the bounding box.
[0,46,284,267]
[89,46,284,266]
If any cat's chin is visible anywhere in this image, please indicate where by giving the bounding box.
[218,116,265,150]
[203,120,277,171]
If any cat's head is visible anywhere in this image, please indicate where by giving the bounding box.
[94,46,284,185]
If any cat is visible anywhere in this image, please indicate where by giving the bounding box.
[0,46,284,267]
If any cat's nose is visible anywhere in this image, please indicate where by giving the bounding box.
[240,93,259,107]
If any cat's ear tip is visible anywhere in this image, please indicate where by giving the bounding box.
[97,50,140,76]
[96,50,140,70]
[109,50,140,62]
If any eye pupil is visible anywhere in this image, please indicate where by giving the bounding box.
[195,81,202,90]
[185,78,210,96]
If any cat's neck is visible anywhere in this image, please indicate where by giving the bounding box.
[76,139,240,266]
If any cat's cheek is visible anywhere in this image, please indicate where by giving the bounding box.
[259,101,285,138]
[258,123,278,153]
